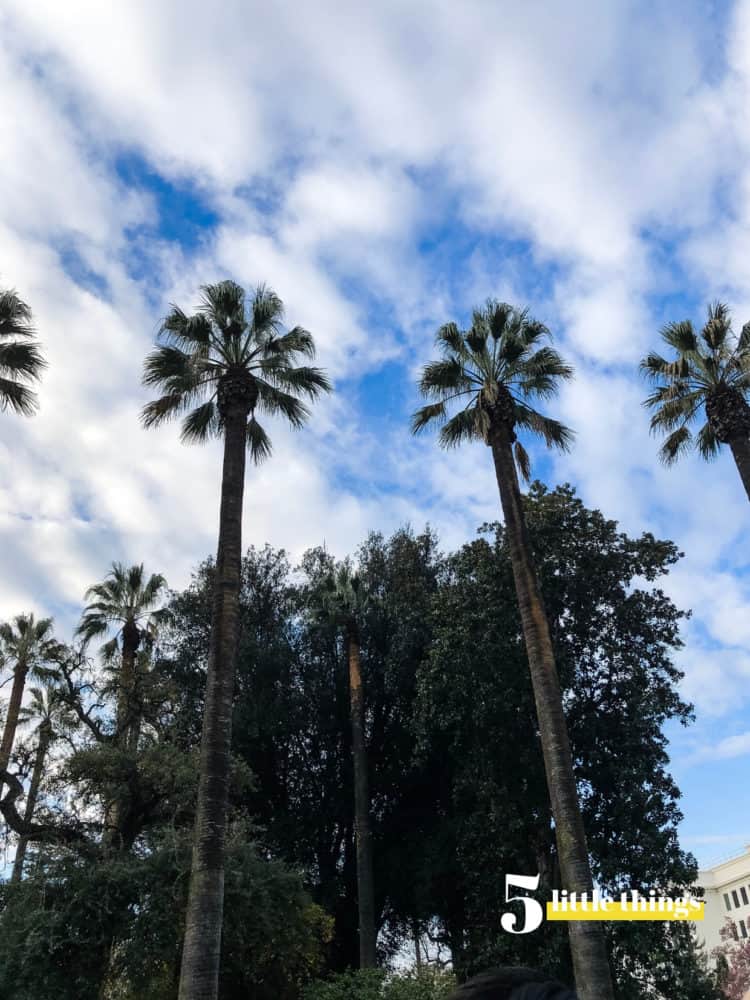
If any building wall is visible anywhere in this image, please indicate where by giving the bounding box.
[696,846,750,959]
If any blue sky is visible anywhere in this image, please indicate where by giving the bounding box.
[1,0,750,871]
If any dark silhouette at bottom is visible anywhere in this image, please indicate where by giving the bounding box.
[448,967,578,1000]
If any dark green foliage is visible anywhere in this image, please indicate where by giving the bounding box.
[1,488,720,998]
[0,829,331,1000]
[302,967,456,1000]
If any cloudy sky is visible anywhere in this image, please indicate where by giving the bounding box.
[1,0,749,868]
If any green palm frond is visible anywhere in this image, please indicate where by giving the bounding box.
[658,426,693,465]
[513,403,574,451]
[76,563,169,658]
[247,417,272,464]
[181,400,220,443]
[413,300,572,461]
[438,407,482,448]
[696,422,721,461]
[641,300,750,464]
[411,402,447,435]
[514,440,531,482]
[142,279,330,452]
[661,320,698,355]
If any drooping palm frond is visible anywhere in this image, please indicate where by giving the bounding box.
[141,280,331,463]
[0,288,46,415]
[641,301,750,465]
[412,300,574,478]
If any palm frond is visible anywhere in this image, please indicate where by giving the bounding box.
[180,400,220,443]
[438,406,481,448]
[435,322,469,359]
[199,281,246,333]
[417,359,474,399]
[264,325,316,359]
[250,284,284,336]
[159,307,213,348]
[255,382,310,428]
[261,363,332,399]
[658,426,693,465]
[0,341,47,379]
[247,417,272,464]
[514,403,574,451]
[411,401,446,434]
[0,289,35,338]
[696,421,720,461]
[0,377,39,415]
[660,320,698,355]
[514,440,531,482]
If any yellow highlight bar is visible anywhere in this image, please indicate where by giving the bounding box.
[546,902,704,922]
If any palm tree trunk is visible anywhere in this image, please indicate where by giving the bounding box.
[489,425,614,1000]
[118,622,140,751]
[11,725,51,882]
[347,623,377,968]
[729,435,750,502]
[178,404,248,1000]
[0,659,28,799]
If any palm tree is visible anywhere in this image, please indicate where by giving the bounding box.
[11,681,64,882]
[641,301,750,501]
[0,287,46,415]
[311,562,376,967]
[412,300,614,1000]
[77,563,169,752]
[0,614,59,797]
[141,279,331,1000]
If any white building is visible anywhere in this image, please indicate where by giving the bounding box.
[695,844,750,958]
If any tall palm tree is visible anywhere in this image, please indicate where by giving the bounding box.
[0,287,46,415]
[412,300,614,1000]
[77,563,169,752]
[311,562,376,968]
[141,279,331,1000]
[0,614,59,797]
[641,301,750,501]
[11,681,63,882]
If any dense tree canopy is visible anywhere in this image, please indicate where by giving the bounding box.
[0,486,721,998]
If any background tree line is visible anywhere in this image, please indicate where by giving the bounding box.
[0,484,722,999]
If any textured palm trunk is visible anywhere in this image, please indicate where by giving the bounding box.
[178,403,248,1000]
[0,658,28,799]
[729,435,750,502]
[489,424,614,1000]
[117,622,140,750]
[347,623,377,968]
[11,722,52,882]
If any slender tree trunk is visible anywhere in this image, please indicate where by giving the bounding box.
[117,622,140,751]
[11,723,51,882]
[729,434,750,502]
[178,403,248,1000]
[0,659,28,799]
[347,623,377,968]
[489,424,614,1000]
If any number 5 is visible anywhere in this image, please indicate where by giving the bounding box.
[501,873,543,934]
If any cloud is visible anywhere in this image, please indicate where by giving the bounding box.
[0,0,748,755]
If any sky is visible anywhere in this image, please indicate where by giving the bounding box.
[1,0,749,870]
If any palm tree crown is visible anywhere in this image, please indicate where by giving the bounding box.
[76,563,169,660]
[0,614,58,675]
[311,561,366,629]
[641,301,750,463]
[411,300,574,478]
[141,280,331,461]
[0,287,46,415]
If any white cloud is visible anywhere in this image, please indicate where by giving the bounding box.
[0,0,748,756]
